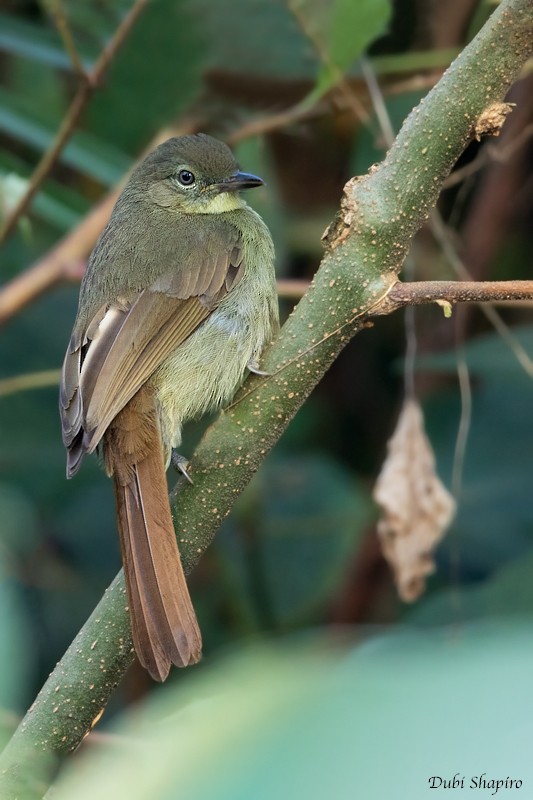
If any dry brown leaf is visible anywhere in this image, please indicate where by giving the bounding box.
[373,398,456,602]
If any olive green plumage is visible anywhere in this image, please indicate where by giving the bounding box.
[60,134,278,680]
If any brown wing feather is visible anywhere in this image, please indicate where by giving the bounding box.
[60,235,245,477]
[82,293,209,452]
[60,339,82,447]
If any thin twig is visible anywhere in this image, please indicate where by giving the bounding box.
[383,279,533,308]
[44,0,87,79]
[276,279,309,300]
[430,211,533,378]
[443,121,533,189]
[0,194,117,324]
[0,369,61,397]
[0,0,149,245]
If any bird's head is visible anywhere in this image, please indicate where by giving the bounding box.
[129,133,264,214]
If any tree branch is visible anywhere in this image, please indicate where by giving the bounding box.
[0,193,115,323]
[0,124,197,325]
[0,0,149,245]
[0,0,531,796]
[44,0,87,80]
[381,279,533,310]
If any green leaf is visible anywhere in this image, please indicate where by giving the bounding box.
[215,454,374,628]
[417,327,533,577]
[0,88,131,185]
[260,456,372,624]
[301,0,392,106]
[0,11,93,71]
[51,623,533,799]
[416,324,533,382]
[0,486,35,737]
[411,551,533,625]
[31,188,84,231]
[187,0,451,87]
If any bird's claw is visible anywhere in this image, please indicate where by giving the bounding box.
[171,452,194,485]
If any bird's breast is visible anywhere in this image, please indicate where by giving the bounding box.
[152,237,278,459]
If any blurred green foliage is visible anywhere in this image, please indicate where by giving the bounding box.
[0,0,532,795]
[52,623,533,799]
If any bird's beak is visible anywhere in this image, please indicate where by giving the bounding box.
[215,171,264,192]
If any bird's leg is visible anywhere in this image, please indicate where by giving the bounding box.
[171,451,194,485]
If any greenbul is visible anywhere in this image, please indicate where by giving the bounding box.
[60,134,279,681]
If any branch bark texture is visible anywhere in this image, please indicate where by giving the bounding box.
[0,0,531,796]
[383,279,533,309]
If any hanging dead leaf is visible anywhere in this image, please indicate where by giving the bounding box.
[373,398,456,602]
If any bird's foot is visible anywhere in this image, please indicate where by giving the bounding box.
[171,452,194,485]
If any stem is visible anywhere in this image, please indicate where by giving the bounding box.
[382,279,533,309]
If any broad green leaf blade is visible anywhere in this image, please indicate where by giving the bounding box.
[416,326,533,578]
[213,455,373,629]
[299,0,392,106]
[411,551,533,626]
[0,89,131,185]
[258,456,372,624]
[0,486,35,748]
[51,623,533,799]
[329,0,391,73]
[0,12,94,71]
[416,324,533,381]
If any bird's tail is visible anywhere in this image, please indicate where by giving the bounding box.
[107,392,202,681]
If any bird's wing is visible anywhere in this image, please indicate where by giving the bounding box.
[60,233,245,477]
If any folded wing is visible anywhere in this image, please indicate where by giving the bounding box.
[60,231,244,477]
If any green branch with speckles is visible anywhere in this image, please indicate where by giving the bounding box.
[1,0,532,796]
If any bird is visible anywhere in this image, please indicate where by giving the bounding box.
[59,134,279,681]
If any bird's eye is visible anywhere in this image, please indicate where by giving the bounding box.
[177,169,195,186]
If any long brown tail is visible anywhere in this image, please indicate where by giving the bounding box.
[105,387,202,681]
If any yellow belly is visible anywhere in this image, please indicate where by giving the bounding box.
[152,269,278,461]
